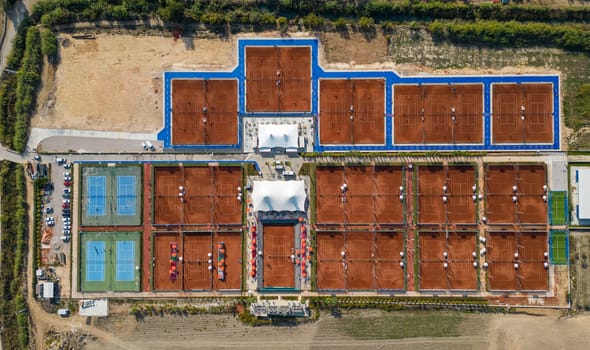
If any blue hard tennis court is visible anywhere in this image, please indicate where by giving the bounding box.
[88,176,107,216]
[86,241,105,281]
[117,176,137,216]
[116,241,136,281]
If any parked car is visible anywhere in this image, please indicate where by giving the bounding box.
[62,199,71,204]
[62,193,71,199]
[63,225,71,230]
[44,207,53,214]
[64,176,72,181]
[63,172,71,177]
[62,230,71,236]
[63,217,71,223]
[64,181,72,187]
[61,236,70,242]
[64,163,72,169]
[55,157,66,164]
[64,188,71,194]
[62,203,70,209]
[34,155,41,162]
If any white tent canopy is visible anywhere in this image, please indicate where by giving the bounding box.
[252,180,306,212]
[258,124,299,152]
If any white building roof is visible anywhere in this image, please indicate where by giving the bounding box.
[258,124,299,151]
[579,168,590,219]
[252,181,306,212]
[42,282,54,299]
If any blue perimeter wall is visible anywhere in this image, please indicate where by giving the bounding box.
[159,38,560,152]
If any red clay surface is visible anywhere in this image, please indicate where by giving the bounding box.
[518,232,548,290]
[419,232,477,290]
[153,232,182,291]
[492,84,553,144]
[154,166,242,225]
[394,84,483,144]
[316,166,404,224]
[317,231,405,290]
[485,164,547,224]
[263,224,295,288]
[245,46,311,112]
[447,233,477,290]
[419,232,447,290]
[317,232,345,290]
[374,232,405,290]
[153,231,242,291]
[171,79,238,145]
[418,165,476,224]
[319,79,385,144]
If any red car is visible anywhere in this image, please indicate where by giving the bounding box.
[64,181,72,187]
[62,203,70,209]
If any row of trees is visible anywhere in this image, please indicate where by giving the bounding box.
[0,162,29,349]
[428,20,590,54]
[29,0,590,26]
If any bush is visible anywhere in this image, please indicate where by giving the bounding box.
[302,13,324,30]
[41,29,58,59]
[357,16,374,31]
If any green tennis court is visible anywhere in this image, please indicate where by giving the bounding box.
[549,191,567,226]
[80,231,141,292]
[549,231,568,265]
[81,166,142,226]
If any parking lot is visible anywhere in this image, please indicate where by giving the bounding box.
[39,157,73,283]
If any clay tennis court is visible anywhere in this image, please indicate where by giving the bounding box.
[517,232,548,290]
[153,166,242,225]
[316,165,404,224]
[417,165,476,224]
[492,83,553,144]
[171,79,238,145]
[419,231,477,290]
[317,231,405,290]
[153,231,241,291]
[485,164,547,224]
[153,232,182,291]
[263,224,295,288]
[394,84,483,144]
[245,46,311,112]
[319,79,385,144]
[374,232,405,290]
[316,232,345,290]
[419,232,447,290]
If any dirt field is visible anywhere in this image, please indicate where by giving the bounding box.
[171,79,238,145]
[492,83,553,144]
[76,308,590,350]
[394,84,483,144]
[35,34,236,132]
[245,46,311,112]
[571,231,590,310]
[485,164,547,224]
[319,79,385,144]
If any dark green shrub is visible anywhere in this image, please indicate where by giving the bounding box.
[41,29,58,59]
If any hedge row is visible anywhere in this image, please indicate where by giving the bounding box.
[428,20,590,54]
[0,162,30,349]
[29,0,590,27]
[12,27,43,153]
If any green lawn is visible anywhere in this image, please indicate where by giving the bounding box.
[341,311,464,340]
[550,231,568,265]
[550,191,567,226]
